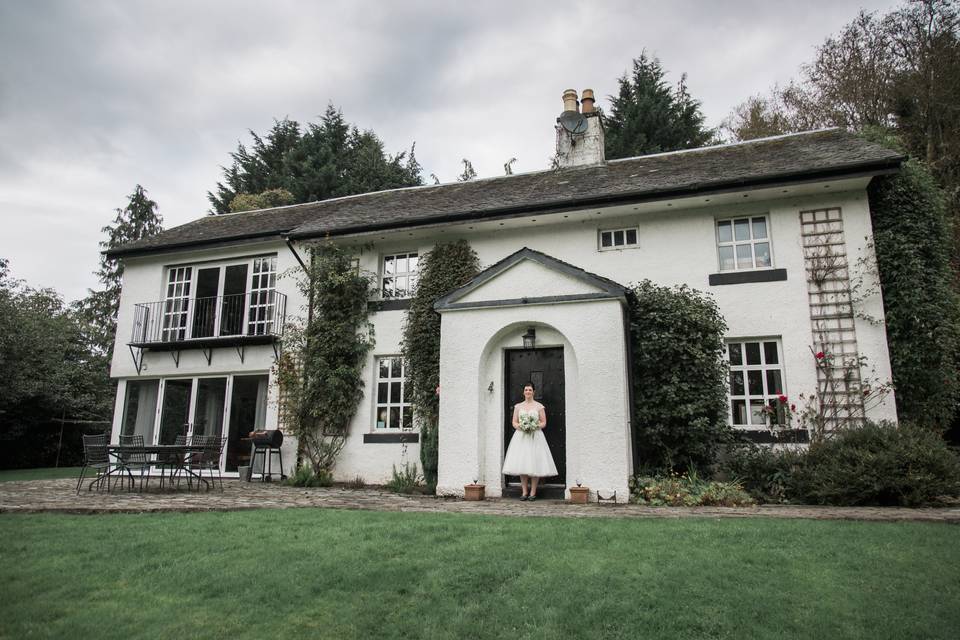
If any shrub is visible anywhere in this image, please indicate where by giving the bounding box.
[285,464,334,488]
[794,421,960,506]
[345,475,366,489]
[385,462,422,494]
[629,472,754,507]
[627,280,731,473]
[718,443,805,504]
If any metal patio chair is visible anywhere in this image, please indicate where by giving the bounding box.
[76,433,111,494]
[186,435,227,491]
[117,434,152,492]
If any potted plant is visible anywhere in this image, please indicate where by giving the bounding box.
[464,479,485,501]
[569,479,589,504]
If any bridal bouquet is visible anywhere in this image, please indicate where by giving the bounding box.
[518,413,540,433]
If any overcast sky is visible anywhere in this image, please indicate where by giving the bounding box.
[0,0,899,303]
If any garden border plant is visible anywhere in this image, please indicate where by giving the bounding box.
[275,241,376,484]
[401,240,480,492]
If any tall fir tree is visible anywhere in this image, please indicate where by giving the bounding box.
[208,105,422,214]
[604,52,715,160]
[77,185,162,361]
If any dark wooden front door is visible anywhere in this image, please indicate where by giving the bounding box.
[504,347,565,484]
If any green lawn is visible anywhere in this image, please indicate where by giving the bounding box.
[0,466,81,482]
[0,510,957,639]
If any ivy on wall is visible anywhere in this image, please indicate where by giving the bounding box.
[275,242,376,475]
[627,280,731,473]
[401,240,480,491]
[866,136,960,431]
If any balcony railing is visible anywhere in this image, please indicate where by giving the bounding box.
[129,292,287,347]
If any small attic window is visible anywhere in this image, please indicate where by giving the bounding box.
[598,227,638,251]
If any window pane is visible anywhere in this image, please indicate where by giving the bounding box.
[379,359,389,379]
[752,217,768,239]
[402,406,413,430]
[728,343,742,366]
[408,255,419,272]
[717,221,732,243]
[750,400,767,425]
[390,382,402,404]
[600,232,612,248]
[736,244,753,269]
[614,230,624,246]
[734,219,750,241]
[730,371,744,396]
[376,408,388,429]
[389,406,400,430]
[766,370,783,395]
[748,370,764,396]
[732,400,747,425]
[626,229,637,245]
[391,358,403,377]
[745,342,761,365]
[755,242,771,267]
[384,256,395,275]
[763,342,779,364]
[395,276,408,296]
[381,277,393,297]
[378,383,388,403]
[719,246,735,271]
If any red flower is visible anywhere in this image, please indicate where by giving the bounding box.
[778,394,788,404]
[863,389,871,396]
[815,351,826,360]
[790,404,796,411]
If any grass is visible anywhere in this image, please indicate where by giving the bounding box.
[0,509,958,639]
[0,466,81,483]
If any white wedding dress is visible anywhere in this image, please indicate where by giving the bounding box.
[502,407,559,478]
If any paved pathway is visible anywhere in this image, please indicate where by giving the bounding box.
[1,478,959,523]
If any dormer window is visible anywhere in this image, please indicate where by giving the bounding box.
[598,227,639,251]
[381,252,418,299]
[716,216,772,271]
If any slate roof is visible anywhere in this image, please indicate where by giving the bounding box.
[107,129,903,258]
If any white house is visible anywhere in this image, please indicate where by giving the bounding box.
[106,89,903,501]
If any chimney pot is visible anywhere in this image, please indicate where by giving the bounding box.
[581,89,595,113]
[562,89,579,113]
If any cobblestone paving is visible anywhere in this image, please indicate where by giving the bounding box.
[1,478,959,523]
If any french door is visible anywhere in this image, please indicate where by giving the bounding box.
[154,374,268,472]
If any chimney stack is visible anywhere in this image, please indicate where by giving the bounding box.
[555,87,605,168]
[580,89,595,113]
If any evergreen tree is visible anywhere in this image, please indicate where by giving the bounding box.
[605,52,715,160]
[76,185,162,360]
[208,105,422,214]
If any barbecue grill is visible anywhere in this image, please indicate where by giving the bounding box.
[248,430,285,481]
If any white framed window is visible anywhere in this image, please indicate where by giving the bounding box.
[162,267,192,342]
[598,227,639,251]
[374,356,413,430]
[716,216,772,271]
[247,256,278,335]
[381,252,419,299]
[727,338,786,428]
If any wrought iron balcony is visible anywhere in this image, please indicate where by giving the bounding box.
[129,292,287,350]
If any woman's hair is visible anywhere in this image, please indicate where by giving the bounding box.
[522,382,535,391]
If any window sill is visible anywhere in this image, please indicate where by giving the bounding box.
[370,298,412,311]
[363,432,419,443]
[732,428,809,444]
[709,268,787,286]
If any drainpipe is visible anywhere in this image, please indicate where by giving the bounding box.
[284,237,314,325]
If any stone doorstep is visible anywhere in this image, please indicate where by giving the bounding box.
[1,479,959,523]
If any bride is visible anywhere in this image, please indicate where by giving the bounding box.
[502,382,558,501]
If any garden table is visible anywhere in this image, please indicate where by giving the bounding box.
[105,444,211,491]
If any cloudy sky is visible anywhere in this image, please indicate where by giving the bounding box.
[1,0,898,303]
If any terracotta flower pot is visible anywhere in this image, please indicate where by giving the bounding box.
[464,483,485,501]
[568,486,590,504]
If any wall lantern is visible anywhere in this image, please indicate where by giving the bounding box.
[522,327,537,349]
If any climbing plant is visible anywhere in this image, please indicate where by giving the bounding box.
[275,242,376,476]
[865,131,960,431]
[627,280,731,473]
[401,240,481,491]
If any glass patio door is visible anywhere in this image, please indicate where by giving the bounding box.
[157,379,193,444]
